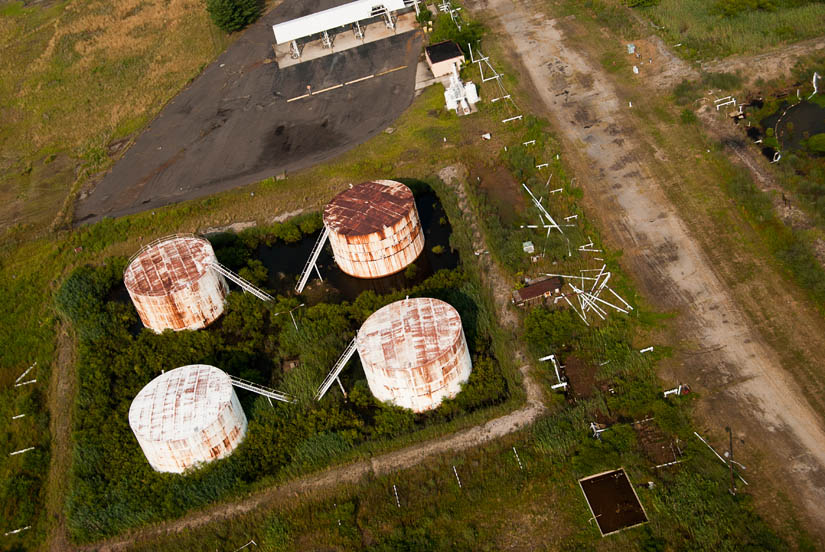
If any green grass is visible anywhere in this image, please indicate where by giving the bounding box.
[638,0,825,60]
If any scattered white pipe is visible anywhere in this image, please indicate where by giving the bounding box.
[15,363,36,383]
[9,447,34,456]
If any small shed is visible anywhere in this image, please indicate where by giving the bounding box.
[425,40,465,78]
[512,276,564,307]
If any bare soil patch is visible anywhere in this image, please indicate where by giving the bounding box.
[469,162,526,225]
[562,354,596,400]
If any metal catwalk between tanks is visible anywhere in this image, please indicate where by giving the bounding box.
[73,0,422,225]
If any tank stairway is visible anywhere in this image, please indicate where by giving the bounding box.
[230,375,293,403]
[296,226,330,294]
[316,336,357,400]
[210,262,275,302]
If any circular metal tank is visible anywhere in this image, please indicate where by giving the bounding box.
[357,297,472,412]
[128,364,247,474]
[323,180,425,279]
[124,234,228,333]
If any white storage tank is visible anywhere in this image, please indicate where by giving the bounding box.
[124,234,228,333]
[323,180,425,279]
[356,297,472,412]
[128,364,247,474]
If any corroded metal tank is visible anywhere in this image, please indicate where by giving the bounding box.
[124,234,227,333]
[128,364,247,474]
[357,297,472,412]
[323,180,425,279]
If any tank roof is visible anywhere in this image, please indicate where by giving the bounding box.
[124,234,215,296]
[129,364,234,442]
[324,180,415,236]
[358,298,463,371]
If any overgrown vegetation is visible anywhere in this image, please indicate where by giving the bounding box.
[60,191,516,541]
[632,0,825,59]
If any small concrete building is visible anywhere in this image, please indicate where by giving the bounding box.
[425,40,465,78]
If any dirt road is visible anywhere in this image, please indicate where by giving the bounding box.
[83,166,545,550]
[475,0,825,534]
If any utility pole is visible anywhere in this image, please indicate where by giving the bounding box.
[726,426,736,496]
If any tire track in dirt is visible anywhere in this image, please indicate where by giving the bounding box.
[476,0,825,534]
[82,167,545,551]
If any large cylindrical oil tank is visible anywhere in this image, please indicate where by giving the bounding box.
[356,297,472,412]
[128,364,247,474]
[323,180,425,279]
[124,234,228,333]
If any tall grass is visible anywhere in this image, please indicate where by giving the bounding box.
[641,0,825,59]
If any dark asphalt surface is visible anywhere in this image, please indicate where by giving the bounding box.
[74,0,422,225]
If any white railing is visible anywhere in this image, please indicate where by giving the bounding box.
[316,336,357,400]
[230,375,293,403]
[211,262,275,302]
[296,226,330,294]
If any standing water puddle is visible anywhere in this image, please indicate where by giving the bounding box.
[257,190,459,303]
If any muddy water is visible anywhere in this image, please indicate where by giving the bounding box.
[776,101,825,151]
[258,190,459,303]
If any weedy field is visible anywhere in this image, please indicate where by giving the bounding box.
[633,0,825,60]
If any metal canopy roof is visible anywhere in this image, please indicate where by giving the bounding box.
[272,0,409,44]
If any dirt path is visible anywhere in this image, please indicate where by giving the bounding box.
[82,166,544,551]
[475,0,825,535]
[704,36,825,86]
[43,323,77,552]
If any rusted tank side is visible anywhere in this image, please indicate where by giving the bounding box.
[324,180,425,279]
[124,235,228,333]
[357,298,472,412]
[128,364,247,474]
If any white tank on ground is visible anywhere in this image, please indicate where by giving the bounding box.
[323,180,425,279]
[124,234,227,333]
[356,297,472,412]
[128,364,247,474]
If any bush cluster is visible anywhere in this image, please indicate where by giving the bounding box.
[206,0,262,33]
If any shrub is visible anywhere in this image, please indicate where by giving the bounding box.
[680,108,698,124]
[206,0,262,33]
[808,133,825,153]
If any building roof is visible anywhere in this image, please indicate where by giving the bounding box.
[272,0,409,44]
[425,41,464,64]
[124,235,215,296]
[514,276,564,303]
[324,180,415,236]
[358,298,463,371]
[129,365,234,442]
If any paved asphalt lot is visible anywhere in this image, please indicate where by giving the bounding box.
[74,0,422,224]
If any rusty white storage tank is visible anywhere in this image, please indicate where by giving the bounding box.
[323,180,425,279]
[124,234,228,333]
[128,364,247,474]
[357,297,472,412]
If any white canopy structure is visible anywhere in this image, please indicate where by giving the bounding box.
[273,0,413,45]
